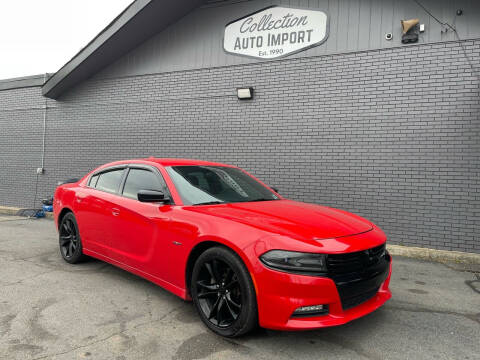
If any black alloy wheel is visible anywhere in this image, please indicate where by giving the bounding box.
[59,212,85,264]
[196,259,242,327]
[191,247,257,337]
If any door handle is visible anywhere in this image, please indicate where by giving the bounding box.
[112,208,120,216]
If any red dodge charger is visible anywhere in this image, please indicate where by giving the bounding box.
[54,158,392,337]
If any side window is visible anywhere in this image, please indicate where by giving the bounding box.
[89,174,99,188]
[95,169,124,194]
[122,168,166,200]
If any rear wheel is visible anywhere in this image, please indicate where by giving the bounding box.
[59,212,86,264]
[191,246,258,337]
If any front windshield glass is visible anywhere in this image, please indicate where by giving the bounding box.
[166,166,279,205]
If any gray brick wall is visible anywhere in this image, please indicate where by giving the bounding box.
[1,39,479,253]
[0,86,45,209]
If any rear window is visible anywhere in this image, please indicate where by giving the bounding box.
[89,174,99,187]
[94,169,124,194]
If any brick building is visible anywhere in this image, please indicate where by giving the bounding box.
[0,0,479,253]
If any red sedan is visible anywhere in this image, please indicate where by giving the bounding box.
[54,158,392,337]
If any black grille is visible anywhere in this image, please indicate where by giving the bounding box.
[327,244,386,275]
[341,287,380,310]
[326,244,389,311]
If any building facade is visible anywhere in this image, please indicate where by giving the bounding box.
[0,0,479,253]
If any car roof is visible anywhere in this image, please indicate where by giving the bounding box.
[100,158,234,168]
[145,158,232,167]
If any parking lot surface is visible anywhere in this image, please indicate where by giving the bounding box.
[0,217,479,360]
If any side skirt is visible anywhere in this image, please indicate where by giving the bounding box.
[83,248,189,300]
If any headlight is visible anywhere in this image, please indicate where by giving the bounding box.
[260,250,327,273]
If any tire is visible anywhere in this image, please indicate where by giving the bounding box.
[191,246,258,337]
[59,212,86,264]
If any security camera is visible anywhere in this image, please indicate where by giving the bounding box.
[385,33,393,41]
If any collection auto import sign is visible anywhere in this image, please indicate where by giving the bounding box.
[224,6,329,60]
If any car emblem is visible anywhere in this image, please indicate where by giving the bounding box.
[364,249,374,264]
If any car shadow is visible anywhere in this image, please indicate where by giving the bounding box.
[57,254,392,360]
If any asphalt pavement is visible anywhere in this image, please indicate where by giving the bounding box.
[0,216,479,360]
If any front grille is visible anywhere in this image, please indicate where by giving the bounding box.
[327,244,386,275]
[326,244,389,311]
[341,287,380,310]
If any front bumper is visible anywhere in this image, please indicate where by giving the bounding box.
[254,255,392,330]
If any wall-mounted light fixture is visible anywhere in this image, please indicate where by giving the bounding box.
[237,87,254,100]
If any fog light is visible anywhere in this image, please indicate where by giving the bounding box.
[292,304,329,317]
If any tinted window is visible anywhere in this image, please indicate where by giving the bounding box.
[166,166,278,205]
[95,169,124,194]
[122,168,166,200]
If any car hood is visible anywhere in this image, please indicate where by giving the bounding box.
[188,200,373,241]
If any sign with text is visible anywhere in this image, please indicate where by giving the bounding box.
[224,6,328,60]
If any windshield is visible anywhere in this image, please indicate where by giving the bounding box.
[166,166,279,205]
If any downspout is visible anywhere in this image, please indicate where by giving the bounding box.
[32,73,48,209]
[41,73,48,170]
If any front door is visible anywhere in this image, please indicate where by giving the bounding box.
[108,166,172,279]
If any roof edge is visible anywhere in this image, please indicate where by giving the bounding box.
[0,74,49,91]
[42,0,151,98]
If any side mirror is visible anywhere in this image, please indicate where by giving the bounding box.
[271,187,279,193]
[137,190,169,203]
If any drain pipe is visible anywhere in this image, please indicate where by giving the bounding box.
[32,73,48,209]
[40,72,48,171]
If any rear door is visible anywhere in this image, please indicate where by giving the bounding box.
[108,165,173,278]
[75,167,126,256]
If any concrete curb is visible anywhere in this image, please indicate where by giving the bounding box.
[0,205,478,264]
[0,205,53,219]
[0,206,18,216]
[387,244,480,265]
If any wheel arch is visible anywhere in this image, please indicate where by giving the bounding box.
[57,207,73,229]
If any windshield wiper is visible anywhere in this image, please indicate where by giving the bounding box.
[247,198,274,202]
[192,201,224,206]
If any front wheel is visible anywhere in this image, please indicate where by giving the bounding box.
[191,246,258,337]
[59,212,86,264]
